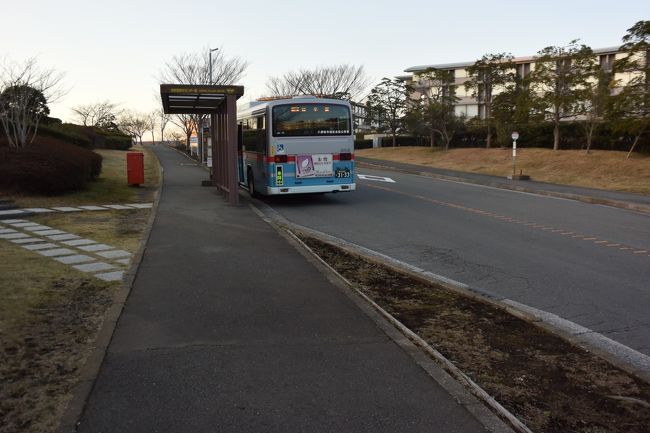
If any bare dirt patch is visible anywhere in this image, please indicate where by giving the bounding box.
[300,235,650,433]
[356,147,650,195]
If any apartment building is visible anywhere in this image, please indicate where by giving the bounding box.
[400,46,628,120]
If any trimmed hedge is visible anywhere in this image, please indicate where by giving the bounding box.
[0,136,102,195]
[38,123,92,147]
[97,132,132,150]
[398,121,649,153]
[38,123,133,150]
[354,139,373,149]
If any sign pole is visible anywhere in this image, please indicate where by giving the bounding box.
[511,131,519,180]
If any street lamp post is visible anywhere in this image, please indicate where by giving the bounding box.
[206,48,218,167]
[209,48,219,84]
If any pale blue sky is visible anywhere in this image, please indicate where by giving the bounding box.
[2,0,648,121]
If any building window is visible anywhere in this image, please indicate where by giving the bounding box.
[454,105,478,118]
[516,63,531,78]
[600,54,616,72]
[455,68,468,78]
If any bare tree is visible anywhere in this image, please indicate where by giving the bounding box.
[0,57,65,149]
[146,111,157,144]
[157,108,170,143]
[168,130,183,146]
[159,47,248,153]
[159,47,248,86]
[170,113,195,151]
[71,100,120,128]
[265,65,369,100]
[118,111,148,145]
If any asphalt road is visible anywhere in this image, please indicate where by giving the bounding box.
[257,167,650,356]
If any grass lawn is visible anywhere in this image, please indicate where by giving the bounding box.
[11,144,160,208]
[356,147,650,195]
[0,145,160,433]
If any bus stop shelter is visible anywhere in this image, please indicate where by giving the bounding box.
[160,84,245,205]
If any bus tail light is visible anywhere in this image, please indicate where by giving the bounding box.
[275,155,288,163]
[339,153,352,161]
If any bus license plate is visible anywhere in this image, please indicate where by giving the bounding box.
[335,168,351,178]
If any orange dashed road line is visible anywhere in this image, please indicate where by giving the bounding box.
[363,183,648,259]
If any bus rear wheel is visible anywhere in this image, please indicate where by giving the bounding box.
[247,170,256,197]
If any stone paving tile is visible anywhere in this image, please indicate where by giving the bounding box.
[31,229,65,236]
[23,242,57,250]
[10,237,44,244]
[55,254,96,265]
[9,222,39,227]
[0,233,30,240]
[23,225,52,232]
[126,203,153,209]
[0,210,28,216]
[73,262,114,273]
[38,248,76,257]
[0,228,18,234]
[94,271,124,282]
[116,258,131,265]
[78,205,108,211]
[104,204,134,210]
[78,243,113,252]
[47,233,80,241]
[0,219,27,223]
[96,249,131,259]
[51,207,83,212]
[62,238,96,246]
[24,208,55,213]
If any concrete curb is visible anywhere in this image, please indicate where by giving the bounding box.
[357,159,650,216]
[252,200,650,384]
[249,203,521,433]
[56,148,164,433]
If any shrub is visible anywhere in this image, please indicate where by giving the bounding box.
[354,139,373,149]
[38,123,92,147]
[0,136,102,195]
[38,123,133,151]
[102,134,132,150]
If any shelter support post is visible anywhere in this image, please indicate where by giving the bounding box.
[226,95,239,206]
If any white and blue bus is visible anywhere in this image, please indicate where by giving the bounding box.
[237,96,356,196]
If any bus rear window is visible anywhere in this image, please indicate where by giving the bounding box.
[272,104,351,137]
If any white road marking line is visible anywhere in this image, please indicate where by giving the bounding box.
[357,174,396,183]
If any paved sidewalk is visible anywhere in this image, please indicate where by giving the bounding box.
[357,156,650,212]
[75,145,494,432]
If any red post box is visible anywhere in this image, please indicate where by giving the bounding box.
[126,152,144,186]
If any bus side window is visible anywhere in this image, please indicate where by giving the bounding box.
[256,116,266,155]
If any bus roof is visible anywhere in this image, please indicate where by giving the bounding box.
[237,96,351,119]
